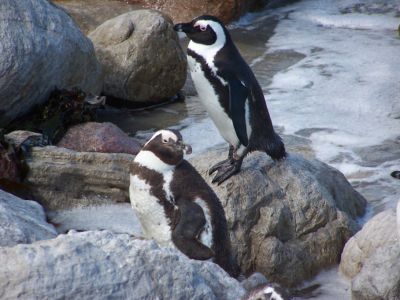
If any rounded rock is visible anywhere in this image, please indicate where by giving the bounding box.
[89,10,187,103]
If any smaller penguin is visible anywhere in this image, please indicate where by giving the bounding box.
[129,129,239,277]
[243,283,290,300]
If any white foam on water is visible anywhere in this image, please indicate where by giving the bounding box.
[261,0,400,178]
[303,12,399,31]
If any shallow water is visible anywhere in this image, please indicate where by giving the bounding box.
[71,0,400,298]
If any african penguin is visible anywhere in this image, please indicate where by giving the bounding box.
[129,129,239,277]
[244,283,290,300]
[391,171,400,179]
[174,15,286,184]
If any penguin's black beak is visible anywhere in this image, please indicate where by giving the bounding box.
[173,22,195,34]
[176,140,192,155]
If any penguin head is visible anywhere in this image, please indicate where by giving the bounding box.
[141,129,192,167]
[173,15,228,47]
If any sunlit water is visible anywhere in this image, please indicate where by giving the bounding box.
[59,0,400,298]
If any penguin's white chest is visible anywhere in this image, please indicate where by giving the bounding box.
[187,55,240,147]
[129,174,174,247]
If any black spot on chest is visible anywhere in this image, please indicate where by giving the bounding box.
[188,49,230,116]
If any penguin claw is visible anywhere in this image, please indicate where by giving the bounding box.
[211,163,241,185]
[209,158,233,175]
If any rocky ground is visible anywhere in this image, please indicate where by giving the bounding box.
[0,0,398,299]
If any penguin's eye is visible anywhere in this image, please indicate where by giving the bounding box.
[199,24,207,31]
[162,138,168,143]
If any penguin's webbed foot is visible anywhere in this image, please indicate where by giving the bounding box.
[209,145,235,175]
[211,159,242,185]
[208,158,233,175]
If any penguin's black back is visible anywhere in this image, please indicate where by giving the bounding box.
[214,38,286,160]
[171,160,240,277]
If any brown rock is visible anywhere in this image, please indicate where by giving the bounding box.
[141,0,265,24]
[53,0,266,32]
[52,0,141,35]
[58,122,141,155]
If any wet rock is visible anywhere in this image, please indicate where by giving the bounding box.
[58,122,141,155]
[25,146,134,210]
[0,189,57,247]
[0,0,102,127]
[0,230,246,300]
[190,151,367,287]
[340,209,400,300]
[140,0,266,24]
[89,10,186,103]
[354,136,400,167]
[281,132,315,159]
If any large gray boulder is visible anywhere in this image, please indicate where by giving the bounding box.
[0,230,246,300]
[0,0,102,127]
[25,146,134,210]
[88,10,187,103]
[340,209,400,300]
[190,151,367,287]
[0,189,57,247]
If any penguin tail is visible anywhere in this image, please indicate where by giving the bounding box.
[215,251,241,278]
[264,131,287,161]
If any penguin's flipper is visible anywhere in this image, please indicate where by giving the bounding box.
[227,76,249,147]
[172,201,214,260]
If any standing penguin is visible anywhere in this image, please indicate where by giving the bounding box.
[174,16,286,184]
[129,129,239,277]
